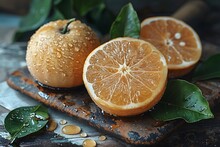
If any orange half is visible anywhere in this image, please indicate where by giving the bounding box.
[83,37,168,116]
[140,16,202,78]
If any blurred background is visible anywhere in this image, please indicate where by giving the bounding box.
[0,0,219,43]
[0,0,220,81]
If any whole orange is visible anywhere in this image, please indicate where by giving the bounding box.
[26,19,100,88]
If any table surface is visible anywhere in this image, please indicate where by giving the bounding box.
[1,9,220,147]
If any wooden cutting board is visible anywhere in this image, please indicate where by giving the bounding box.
[6,66,220,145]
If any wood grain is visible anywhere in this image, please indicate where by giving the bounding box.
[6,66,220,145]
[7,67,184,145]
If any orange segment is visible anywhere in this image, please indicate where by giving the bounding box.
[140,16,202,78]
[83,38,168,116]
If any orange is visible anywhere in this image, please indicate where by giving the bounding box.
[26,19,100,88]
[83,37,168,116]
[140,16,202,78]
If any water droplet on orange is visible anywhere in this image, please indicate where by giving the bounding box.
[174,33,181,39]
[75,47,80,52]
[57,52,62,58]
[179,41,186,46]
[68,43,73,47]
[62,73,66,77]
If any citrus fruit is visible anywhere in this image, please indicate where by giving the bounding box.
[140,16,202,78]
[26,19,100,88]
[83,37,168,116]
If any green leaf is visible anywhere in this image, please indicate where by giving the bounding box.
[192,54,220,81]
[110,3,140,39]
[17,0,52,32]
[49,8,65,21]
[56,0,75,19]
[14,0,52,41]
[53,0,62,5]
[150,79,214,123]
[73,0,103,16]
[4,105,49,143]
[88,3,115,34]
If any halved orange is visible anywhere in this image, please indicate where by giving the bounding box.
[140,16,202,78]
[83,37,168,116]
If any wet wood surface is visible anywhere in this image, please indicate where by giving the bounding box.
[1,39,220,146]
[5,38,220,146]
[0,43,220,146]
[6,67,183,145]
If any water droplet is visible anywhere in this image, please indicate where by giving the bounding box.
[68,43,73,47]
[57,52,62,58]
[38,91,49,99]
[80,132,88,138]
[23,123,29,127]
[174,33,181,39]
[82,139,96,147]
[75,47,80,52]
[30,112,36,118]
[62,125,81,135]
[37,124,42,128]
[59,119,67,125]
[101,110,105,115]
[179,41,186,46]
[62,73,66,77]
[46,120,57,131]
[35,114,46,120]
[166,39,173,46]
[99,135,107,141]
[31,119,37,125]
[199,107,206,112]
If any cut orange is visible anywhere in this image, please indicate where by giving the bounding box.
[83,37,168,116]
[140,16,202,78]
